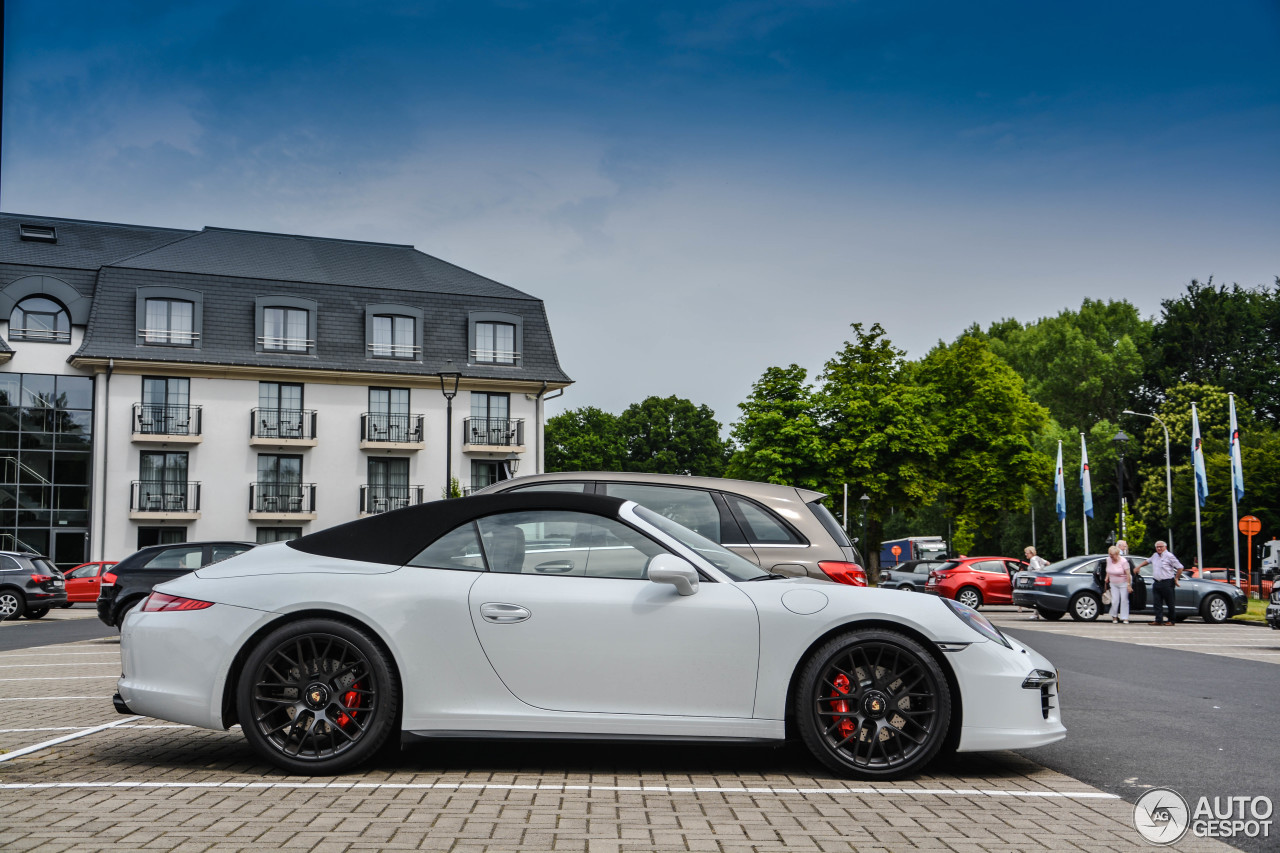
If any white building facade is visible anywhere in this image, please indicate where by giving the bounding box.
[0,214,571,568]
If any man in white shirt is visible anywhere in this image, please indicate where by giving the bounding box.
[1136,541,1183,626]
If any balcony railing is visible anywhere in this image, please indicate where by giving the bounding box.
[463,417,524,447]
[470,348,521,365]
[134,403,202,436]
[137,328,199,346]
[251,408,318,441]
[360,484,425,514]
[360,412,424,443]
[131,480,201,513]
[249,482,316,514]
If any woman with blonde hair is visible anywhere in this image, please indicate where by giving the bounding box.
[1105,544,1131,623]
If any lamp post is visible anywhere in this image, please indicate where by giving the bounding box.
[1113,430,1129,539]
[437,372,461,497]
[1123,409,1173,549]
[505,452,521,480]
[860,493,870,547]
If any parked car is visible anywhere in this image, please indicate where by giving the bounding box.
[0,551,67,619]
[114,491,1065,778]
[59,561,118,605]
[922,557,1028,609]
[1267,585,1280,630]
[879,560,949,591]
[474,472,867,585]
[1011,554,1250,623]
[97,542,255,628]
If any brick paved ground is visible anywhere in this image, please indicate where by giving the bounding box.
[0,636,1239,852]
[986,606,1280,665]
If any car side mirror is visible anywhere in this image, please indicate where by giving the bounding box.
[648,554,699,596]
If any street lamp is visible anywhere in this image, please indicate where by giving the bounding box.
[505,452,521,479]
[860,493,870,544]
[1123,409,1174,549]
[1113,430,1129,538]
[437,372,461,497]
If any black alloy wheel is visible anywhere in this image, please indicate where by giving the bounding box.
[237,618,399,774]
[796,628,951,779]
[1036,607,1066,621]
[0,590,25,621]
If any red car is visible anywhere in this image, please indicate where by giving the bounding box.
[59,561,117,605]
[924,556,1027,609]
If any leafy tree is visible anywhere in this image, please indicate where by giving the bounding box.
[545,406,624,472]
[726,365,826,490]
[617,396,731,476]
[917,335,1052,552]
[975,298,1151,428]
[1142,278,1280,423]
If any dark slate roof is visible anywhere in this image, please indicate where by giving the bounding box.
[116,227,533,299]
[0,213,194,272]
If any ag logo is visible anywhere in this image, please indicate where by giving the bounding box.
[1134,788,1189,845]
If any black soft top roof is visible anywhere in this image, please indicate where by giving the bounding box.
[288,491,630,566]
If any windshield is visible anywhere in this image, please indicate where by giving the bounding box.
[633,505,770,582]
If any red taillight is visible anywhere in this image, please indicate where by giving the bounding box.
[141,592,214,612]
[100,571,117,586]
[931,571,950,579]
[30,574,53,583]
[818,561,868,587]
[1033,577,1054,586]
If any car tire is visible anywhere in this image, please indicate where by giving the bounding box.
[57,602,73,609]
[796,628,951,780]
[237,618,400,775]
[1036,607,1066,621]
[23,607,50,619]
[900,585,915,593]
[955,587,983,609]
[1069,592,1101,621]
[0,589,26,621]
[1201,594,1230,624]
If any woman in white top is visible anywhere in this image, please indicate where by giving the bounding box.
[1020,546,1049,619]
[1105,545,1132,623]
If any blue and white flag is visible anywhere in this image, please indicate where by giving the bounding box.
[1191,402,1209,507]
[1079,433,1094,518]
[1229,394,1244,502]
[1054,441,1066,520]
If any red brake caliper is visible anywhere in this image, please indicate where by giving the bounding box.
[831,674,855,738]
[336,682,361,728]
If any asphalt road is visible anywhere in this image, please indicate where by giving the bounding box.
[0,611,116,651]
[1006,626,1279,853]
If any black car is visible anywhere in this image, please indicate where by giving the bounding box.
[97,541,255,628]
[1012,553,1249,623]
[1267,585,1280,630]
[0,551,67,620]
[878,559,948,591]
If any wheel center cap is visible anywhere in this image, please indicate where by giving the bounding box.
[862,690,890,719]
[304,683,330,710]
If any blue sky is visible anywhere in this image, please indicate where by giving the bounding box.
[4,1,1278,425]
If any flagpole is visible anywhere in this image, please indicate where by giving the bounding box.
[1080,432,1090,554]
[1055,441,1068,560]
[1192,402,1205,572]
[1229,394,1242,588]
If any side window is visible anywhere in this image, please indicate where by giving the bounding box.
[209,545,252,565]
[1071,559,1105,575]
[724,494,802,545]
[507,482,590,494]
[145,546,204,571]
[407,523,487,572]
[1004,561,1025,575]
[66,564,97,579]
[602,483,721,542]
[476,510,663,579]
[971,560,1003,574]
[0,555,22,572]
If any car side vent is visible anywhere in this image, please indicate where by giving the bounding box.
[1040,683,1055,719]
[19,224,57,243]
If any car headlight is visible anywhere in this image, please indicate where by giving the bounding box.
[942,597,1012,648]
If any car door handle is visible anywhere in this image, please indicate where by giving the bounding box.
[480,602,531,623]
[534,560,574,573]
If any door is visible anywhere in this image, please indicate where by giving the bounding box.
[466,509,760,717]
[973,560,1013,603]
[63,562,102,602]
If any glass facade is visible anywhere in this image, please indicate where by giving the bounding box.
[0,372,93,569]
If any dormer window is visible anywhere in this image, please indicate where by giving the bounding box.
[142,298,197,346]
[18,224,56,243]
[9,296,71,343]
[255,296,318,355]
[364,303,423,362]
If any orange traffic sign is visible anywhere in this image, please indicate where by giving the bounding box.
[1240,515,1261,536]
[891,546,902,556]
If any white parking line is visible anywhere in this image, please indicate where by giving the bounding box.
[0,652,117,659]
[0,696,111,701]
[0,780,1119,799]
[0,675,118,681]
[0,724,192,733]
[0,663,119,668]
[0,716,141,764]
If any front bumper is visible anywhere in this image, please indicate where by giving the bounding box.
[1267,602,1280,629]
[953,636,1066,752]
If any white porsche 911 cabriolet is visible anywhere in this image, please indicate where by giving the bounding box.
[115,492,1064,777]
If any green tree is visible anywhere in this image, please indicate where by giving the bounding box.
[726,365,826,490]
[814,323,946,564]
[545,406,624,472]
[976,298,1151,428]
[917,335,1052,552]
[617,396,731,476]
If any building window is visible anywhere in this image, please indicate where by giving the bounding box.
[367,387,415,441]
[256,527,302,544]
[139,377,191,435]
[256,454,304,512]
[257,382,305,439]
[18,224,57,243]
[474,321,516,364]
[370,315,417,358]
[9,297,71,344]
[262,307,311,352]
[138,451,189,511]
[468,392,517,445]
[138,527,187,549]
[142,298,197,346]
[367,457,410,513]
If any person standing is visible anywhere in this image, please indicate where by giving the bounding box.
[1104,545,1131,623]
[1116,539,1129,556]
[1020,546,1049,619]
[1136,541,1183,626]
